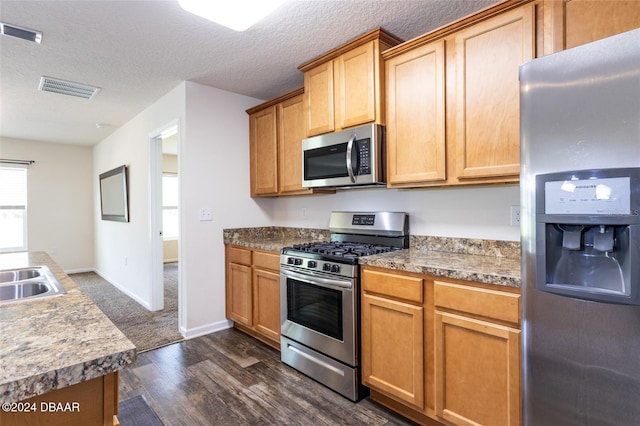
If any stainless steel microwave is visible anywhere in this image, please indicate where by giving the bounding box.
[302,124,385,189]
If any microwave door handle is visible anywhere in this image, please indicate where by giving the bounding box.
[346,133,357,183]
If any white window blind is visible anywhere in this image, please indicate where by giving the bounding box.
[0,166,28,252]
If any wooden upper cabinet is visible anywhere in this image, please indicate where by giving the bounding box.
[249,105,278,196]
[455,4,534,180]
[248,88,312,197]
[304,62,335,136]
[300,28,403,137]
[555,0,640,51]
[335,41,377,129]
[385,39,446,186]
[278,94,309,194]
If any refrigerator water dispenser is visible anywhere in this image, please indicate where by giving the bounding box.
[535,168,640,304]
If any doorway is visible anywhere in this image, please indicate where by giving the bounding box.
[149,122,181,326]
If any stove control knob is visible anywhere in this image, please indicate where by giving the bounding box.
[294,258,303,265]
[287,257,295,265]
[307,261,317,268]
[323,263,332,272]
[331,264,341,273]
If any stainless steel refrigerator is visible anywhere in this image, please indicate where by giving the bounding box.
[520,28,640,425]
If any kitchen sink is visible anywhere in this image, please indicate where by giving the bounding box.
[0,268,41,283]
[0,266,66,305]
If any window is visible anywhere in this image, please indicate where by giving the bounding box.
[0,166,27,252]
[162,173,179,239]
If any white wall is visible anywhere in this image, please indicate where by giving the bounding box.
[181,81,265,334]
[93,82,186,310]
[265,184,520,241]
[0,137,94,271]
[92,81,265,337]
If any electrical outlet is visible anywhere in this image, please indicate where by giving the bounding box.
[510,205,521,227]
[199,207,213,221]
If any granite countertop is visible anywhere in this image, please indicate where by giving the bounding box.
[0,252,137,404]
[223,226,330,253]
[223,228,521,288]
[358,248,521,288]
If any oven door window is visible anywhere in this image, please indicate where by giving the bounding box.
[286,278,343,341]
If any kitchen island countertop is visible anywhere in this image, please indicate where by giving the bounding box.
[0,252,136,404]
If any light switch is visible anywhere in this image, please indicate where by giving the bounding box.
[199,207,212,221]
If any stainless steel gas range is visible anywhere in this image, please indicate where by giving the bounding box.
[280,211,409,401]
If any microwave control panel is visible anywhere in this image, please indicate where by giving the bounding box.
[357,138,371,174]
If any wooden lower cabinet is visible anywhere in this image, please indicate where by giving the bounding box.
[0,372,119,426]
[252,263,280,343]
[225,246,280,349]
[361,266,521,426]
[227,261,252,327]
[362,293,424,409]
[434,312,520,426]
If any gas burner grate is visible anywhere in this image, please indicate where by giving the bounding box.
[290,241,400,258]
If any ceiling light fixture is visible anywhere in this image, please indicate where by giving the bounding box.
[0,22,42,43]
[39,76,101,100]
[178,0,288,31]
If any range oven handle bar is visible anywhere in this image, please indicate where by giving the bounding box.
[281,268,353,290]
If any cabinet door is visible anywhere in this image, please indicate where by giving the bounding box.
[563,0,640,50]
[252,268,280,343]
[304,62,334,136]
[250,106,278,196]
[386,40,446,186]
[455,5,534,180]
[362,293,424,409]
[278,94,310,195]
[435,311,521,426]
[227,262,252,326]
[335,41,376,129]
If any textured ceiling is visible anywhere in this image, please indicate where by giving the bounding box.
[0,0,499,146]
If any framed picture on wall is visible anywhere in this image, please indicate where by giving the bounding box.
[99,165,129,222]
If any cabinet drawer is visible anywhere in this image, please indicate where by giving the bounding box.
[362,269,423,304]
[228,246,252,266]
[253,251,280,271]
[434,280,520,325]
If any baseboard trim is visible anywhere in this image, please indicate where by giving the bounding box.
[180,319,233,340]
[92,269,153,311]
[64,267,95,274]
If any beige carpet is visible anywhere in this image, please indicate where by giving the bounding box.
[70,263,183,352]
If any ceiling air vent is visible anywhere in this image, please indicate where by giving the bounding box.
[0,22,42,43]
[38,76,101,100]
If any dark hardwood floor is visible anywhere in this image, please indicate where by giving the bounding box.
[119,328,417,425]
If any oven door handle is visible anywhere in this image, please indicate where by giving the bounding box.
[281,268,353,290]
[345,132,357,183]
